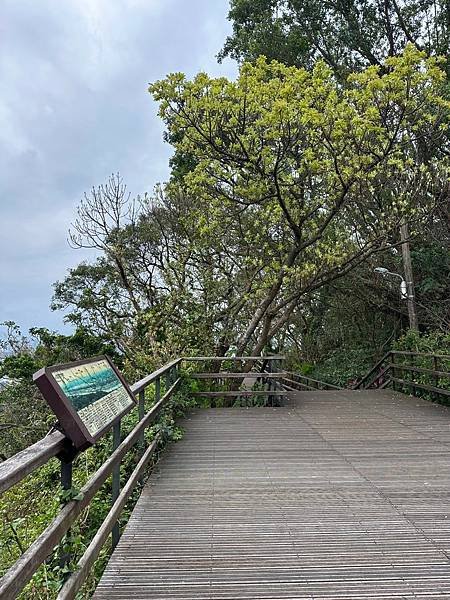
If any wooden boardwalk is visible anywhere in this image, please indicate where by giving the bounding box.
[94,390,450,599]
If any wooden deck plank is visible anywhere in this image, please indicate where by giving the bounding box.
[94,389,450,599]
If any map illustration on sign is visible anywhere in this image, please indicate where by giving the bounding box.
[52,358,134,437]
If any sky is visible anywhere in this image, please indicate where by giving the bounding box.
[0,0,236,337]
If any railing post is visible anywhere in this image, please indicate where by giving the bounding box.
[267,358,273,407]
[260,357,267,392]
[272,357,282,406]
[433,355,440,401]
[391,353,397,391]
[165,368,171,393]
[155,376,161,404]
[111,419,121,549]
[59,457,73,569]
[410,354,416,396]
[138,390,145,449]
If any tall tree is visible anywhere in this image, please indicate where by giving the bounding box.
[53,176,259,362]
[150,47,449,356]
[220,0,450,78]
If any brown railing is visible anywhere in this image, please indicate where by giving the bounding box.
[187,355,286,406]
[282,372,343,391]
[0,355,283,599]
[0,359,181,600]
[353,350,450,401]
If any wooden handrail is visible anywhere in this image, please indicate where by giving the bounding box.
[0,359,179,495]
[184,355,284,361]
[0,353,283,598]
[282,376,316,391]
[283,372,343,391]
[193,390,286,397]
[0,378,180,600]
[362,364,391,390]
[353,352,391,389]
[0,431,66,495]
[353,351,450,399]
[57,435,161,600]
[191,372,286,379]
[131,358,182,394]
[390,377,450,397]
[390,351,450,359]
[388,363,450,379]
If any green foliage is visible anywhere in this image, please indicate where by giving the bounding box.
[411,242,450,329]
[49,49,449,372]
[394,329,450,355]
[30,327,120,369]
[0,380,52,459]
[0,354,36,380]
[151,47,449,356]
[52,179,237,365]
[311,347,379,387]
[221,0,450,78]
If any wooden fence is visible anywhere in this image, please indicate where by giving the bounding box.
[0,355,282,599]
[353,350,450,402]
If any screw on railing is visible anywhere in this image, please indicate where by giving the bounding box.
[111,419,121,549]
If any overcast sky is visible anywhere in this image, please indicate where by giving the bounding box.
[0,0,236,337]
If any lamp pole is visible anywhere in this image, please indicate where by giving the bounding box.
[399,221,419,331]
[374,263,419,331]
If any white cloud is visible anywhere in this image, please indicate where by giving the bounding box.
[0,0,236,333]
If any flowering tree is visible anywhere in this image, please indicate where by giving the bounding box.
[150,46,449,355]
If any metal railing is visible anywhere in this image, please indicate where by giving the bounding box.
[0,354,283,599]
[353,350,450,401]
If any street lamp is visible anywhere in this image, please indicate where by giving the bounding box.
[374,267,408,300]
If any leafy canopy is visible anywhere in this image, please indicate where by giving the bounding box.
[151,46,447,281]
[220,0,450,79]
[150,47,449,354]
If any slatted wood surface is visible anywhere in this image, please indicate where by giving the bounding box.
[94,389,450,599]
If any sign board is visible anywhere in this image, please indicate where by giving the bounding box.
[33,355,136,450]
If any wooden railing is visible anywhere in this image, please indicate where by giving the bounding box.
[11,349,446,598]
[187,355,286,405]
[0,359,181,600]
[0,355,283,599]
[353,350,450,401]
[282,372,343,391]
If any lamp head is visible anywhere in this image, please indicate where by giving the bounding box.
[374,267,389,274]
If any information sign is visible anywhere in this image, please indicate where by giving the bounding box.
[33,355,136,449]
